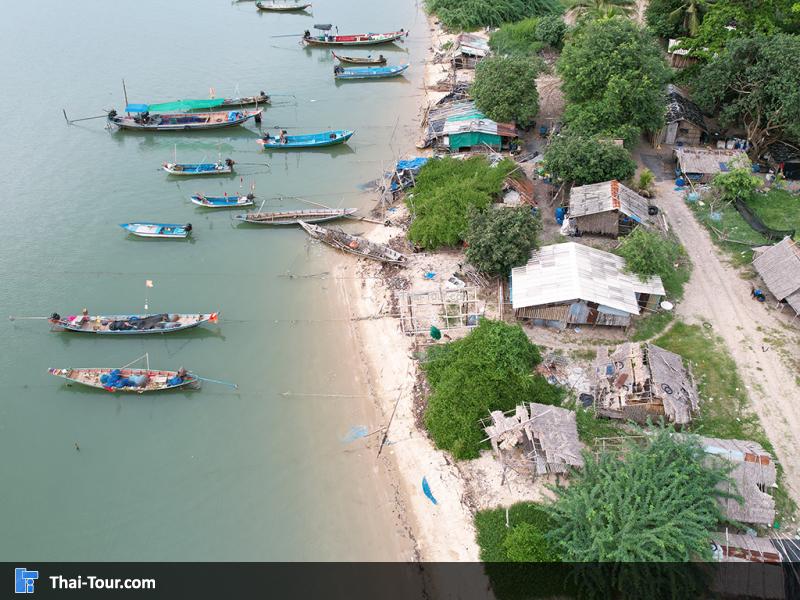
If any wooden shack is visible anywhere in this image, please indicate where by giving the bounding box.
[568,180,654,238]
[653,86,708,147]
[674,147,748,183]
[667,39,699,69]
[752,236,800,318]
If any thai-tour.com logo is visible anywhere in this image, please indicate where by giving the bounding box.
[15,568,38,594]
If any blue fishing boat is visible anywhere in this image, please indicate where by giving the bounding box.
[190,193,256,208]
[163,158,235,175]
[333,64,409,80]
[120,223,192,238]
[257,129,353,149]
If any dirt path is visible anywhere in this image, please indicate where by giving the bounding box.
[656,180,800,508]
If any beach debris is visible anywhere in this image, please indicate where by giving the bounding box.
[430,326,442,340]
[447,275,466,289]
[424,271,436,280]
[422,476,438,505]
[341,425,370,443]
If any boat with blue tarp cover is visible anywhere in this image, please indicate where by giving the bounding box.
[163,159,235,175]
[257,129,353,149]
[333,64,409,80]
[48,311,219,335]
[234,207,357,225]
[120,223,193,238]
[48,366,199,393]
[191,193,256,208]
[108,105,262,131]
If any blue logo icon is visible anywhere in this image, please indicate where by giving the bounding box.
[15,568,38,594]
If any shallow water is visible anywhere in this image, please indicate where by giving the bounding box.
[0,0,427,560]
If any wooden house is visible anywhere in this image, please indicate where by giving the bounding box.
[674,147,748,183]
[752,236,800,318]
[653,86,708,147]
[568,180,655,238]
[667,39,699,69]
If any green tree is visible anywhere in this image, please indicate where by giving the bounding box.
[557,17,670,137]
[504,522,555,562]
[543,134,636,185]
[615,227,684,280]
[548,429,733,562]
[534,15,568,48]
[407,157,515,249]
[472,56,542,125]
[426,0,562,31]
[692,33,800,159]
[668,0,711,36]
[423,320,560,460]
[712,167,762,203]
[465,206,541,276]
[566,0,635,19]
[646,0,692,38]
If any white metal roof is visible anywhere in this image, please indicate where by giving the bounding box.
[511,242,665,314]
[568,180,654,225]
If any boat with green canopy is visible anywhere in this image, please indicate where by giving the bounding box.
[108,101,262,131]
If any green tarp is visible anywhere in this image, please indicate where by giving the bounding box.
[448,131,501,151]
[127,98,226,113]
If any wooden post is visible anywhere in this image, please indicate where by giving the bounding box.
[122,79,130,114]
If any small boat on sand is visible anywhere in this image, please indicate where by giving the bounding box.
[334,64,409,80]
[108,108,262,131]
[49,366,199,393]
[256,1,312,11]
[257,130,353,149]
[163,159,235,175]
[298,220,406,265]
[235,207,357,225]
[303,27,406,46]
[120,223,192,238]
[49,312,219,335]
[191,193,255,208]
[331,51,387,65]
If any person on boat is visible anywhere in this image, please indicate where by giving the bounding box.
[262,132,270,143]
[279,130,288,144]
[184,223,193,233]
[303,30,311,40]
[224,158,235,168]
[379,54,385,62]
[334,65,344,75]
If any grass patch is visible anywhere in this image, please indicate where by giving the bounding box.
[568,348,596,361]
[655,321,797,523]
[631,311,674,341]
[574,406,624,444]
[746,189,800,234]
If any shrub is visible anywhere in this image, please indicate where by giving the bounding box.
[407,157,515,249]
[423,320,561,460]
[465,206,541,276]
[615,227,690,298]
[427,0,562,31]
[472,56,542,125]
[543,133,636,185]
[712,167,762,203]
[534,14,567,48]
[475,502,561,562]
[489,18,546,56]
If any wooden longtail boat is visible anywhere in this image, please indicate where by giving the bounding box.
[48,367,199,393]
[191,194,255,208]
[298,220,406,265]
[334,64,408,80]
[120,223,192,238]
[235,207,357,225]
[218,92,271,107]
[163,159,235,175]
[256,1,312,11]
[331,51,387,65]
[108,108,262,131]
[303,29,406,47]
[257,129,353,149]
[49,312,219,335]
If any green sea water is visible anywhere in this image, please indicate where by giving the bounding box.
[0,0,426,560]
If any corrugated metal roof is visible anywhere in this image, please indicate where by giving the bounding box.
[752,236,800,310]
[569,180,654,224]
[675,147,747,175]
[455,33,490,57]
[443,117,498,136]
[511,243,664,314]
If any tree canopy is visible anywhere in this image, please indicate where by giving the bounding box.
[407,157,515,249]
[566,0,635,20]
[557,17,670,139]
[489,16,567,56]
[548,429,732,562]
[465,206,541,276]
[615,227,688,297]
[692,33,800,159]
[426,0,562,31]
[712,167,763,203]
[472,56,542,126]
[423,319,561,460]
[543,134,636,185]
[646,0,711,38]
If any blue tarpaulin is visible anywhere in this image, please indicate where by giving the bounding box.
[422,476,438,505]
[396,157,429,172]
[125,104,150,113]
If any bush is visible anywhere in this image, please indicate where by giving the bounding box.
[423,320,561,460]
[615,228,691,299]
[475,502,561,562]
[534,14,567,48]
[543,134,636,185]
[427,0,562,31]
[489,18,546,56]
[472,56,542,125]
[465,206,541,276]
[407,157,515,249]
[712,167,762,203]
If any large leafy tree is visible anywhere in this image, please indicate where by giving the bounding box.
[615,228,684,280]
[465,206,541,276]
[543,134,636,185]
[423,320,561,460]
[693,33,800,159]
[557,17,670,138]
[548,429,732,562]
[472,56,542,125]
[646,0,711,38]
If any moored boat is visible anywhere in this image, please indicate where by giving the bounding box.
[298,220,406,265]
[48,366,199,393]
[257,129,353,149]
[108,108,262,131]
[120,223,193,238]
[334,63,409,80]
[256,1,312,11]
[49,312,219,335]
[191,193,255,208]
[303,28,406,46]
[219,91,271,107]
[331,51,387,65]
[235,207,357,225]
[163,159,235,175]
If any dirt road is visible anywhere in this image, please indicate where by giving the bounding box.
[656,180,800,509]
